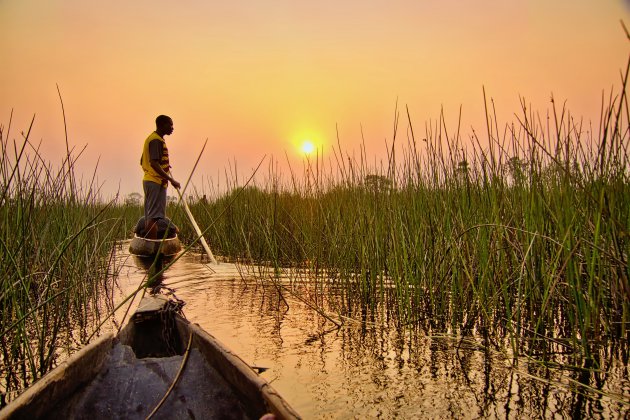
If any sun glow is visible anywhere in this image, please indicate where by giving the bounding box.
[301,140,315,155]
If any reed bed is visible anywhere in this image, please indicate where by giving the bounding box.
[0,119,134,405]
[184,72,629,372]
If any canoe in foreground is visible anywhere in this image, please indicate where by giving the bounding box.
[129,234,182,257]
[2,296,300,419]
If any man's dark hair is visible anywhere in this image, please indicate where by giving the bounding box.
[156,115,172,126]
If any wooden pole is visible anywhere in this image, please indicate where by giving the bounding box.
[176,187,217,264]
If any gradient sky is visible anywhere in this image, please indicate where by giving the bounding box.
[2,1,629,198]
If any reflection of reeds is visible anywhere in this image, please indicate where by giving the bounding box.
[184,60,630,371]
[0,114,131,404]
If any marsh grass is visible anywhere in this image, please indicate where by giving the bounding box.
[182,62,629,380]
[0,116,134,404]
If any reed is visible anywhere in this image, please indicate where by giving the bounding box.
[182,65,629,369]
[0,117,134,405]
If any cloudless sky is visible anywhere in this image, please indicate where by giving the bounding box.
[1,1,629,198]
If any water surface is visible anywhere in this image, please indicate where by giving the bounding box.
[109,243,629,419]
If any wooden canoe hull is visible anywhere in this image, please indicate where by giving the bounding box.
[128,234,182,257]
[2,296,300,419]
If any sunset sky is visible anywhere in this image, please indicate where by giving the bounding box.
[1,1,629,198]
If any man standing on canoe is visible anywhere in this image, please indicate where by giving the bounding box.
[141,115,181,239]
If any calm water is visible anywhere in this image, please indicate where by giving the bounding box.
[108,242,629,419]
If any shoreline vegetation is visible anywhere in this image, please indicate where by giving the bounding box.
[1,64,629,411]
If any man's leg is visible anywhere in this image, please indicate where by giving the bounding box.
[143,181,166,239]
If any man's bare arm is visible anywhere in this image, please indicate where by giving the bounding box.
[150,160,181,189]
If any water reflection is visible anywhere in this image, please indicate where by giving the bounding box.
[109,243,630,419]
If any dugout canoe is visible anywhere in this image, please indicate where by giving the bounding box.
[129,234,182,257]
[1,295,300,420]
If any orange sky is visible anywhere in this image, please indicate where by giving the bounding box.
[1,1,629,198]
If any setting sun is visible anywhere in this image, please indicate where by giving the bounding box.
[301,140,315,154]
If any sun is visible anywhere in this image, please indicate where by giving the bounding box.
[301,140,315,155]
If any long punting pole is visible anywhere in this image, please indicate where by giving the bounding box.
[176,187,217,264]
